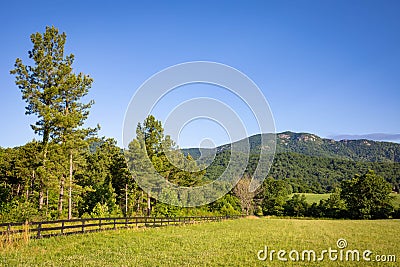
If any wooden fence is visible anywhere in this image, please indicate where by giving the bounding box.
[0,215,242,239]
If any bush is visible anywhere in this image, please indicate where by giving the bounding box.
[90,202,110,218]
[340,170,393,219]
[0,200,44,223]
[283,194,309,217]
[208,194,241,216]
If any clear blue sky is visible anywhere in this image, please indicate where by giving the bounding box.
[1,0,399,148]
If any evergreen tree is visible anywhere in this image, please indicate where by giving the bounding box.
[126,115,206,214]
[10,26,97,217]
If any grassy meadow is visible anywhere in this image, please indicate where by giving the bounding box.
[291,193,331,203]
[1,218,399,266]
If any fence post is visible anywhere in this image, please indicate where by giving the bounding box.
[61,221,64,235]
[153,217,156,227]
[113,218,116,230]
[125,217,128,228]
[37,222,42,238]
[99,219,102,230]
[6,224,11,242]
[82,219,85,233]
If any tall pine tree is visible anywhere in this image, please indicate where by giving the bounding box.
[11,26,97,217]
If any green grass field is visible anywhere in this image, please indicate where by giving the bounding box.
[291,193,331,203]
[1,218,399,266]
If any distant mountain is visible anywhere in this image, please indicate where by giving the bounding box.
[182,131,400,163]
[181,131,400,193]
[329,133,400,143]
[275,131,400,162]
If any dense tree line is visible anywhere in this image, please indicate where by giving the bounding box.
[202,151,400,194]
[0,134,244,222]
[0,112,246,222]
[2,140,398,221]
[254,170,399,219]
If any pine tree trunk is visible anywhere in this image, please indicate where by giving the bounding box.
[16,183,21,196]
[68,150,73,220]
[27,169,35,201]
[39,137,49,210]
[30,170,35,196]
[125,184,128,216]
[38,185,44,210]
[46,189,49,217]
[58,175,65,216]
[147,193,151,216]
[137,191,143,213]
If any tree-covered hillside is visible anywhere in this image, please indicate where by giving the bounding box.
[198,151,400,193]
[182,132,400,193]
[275,131,400,162]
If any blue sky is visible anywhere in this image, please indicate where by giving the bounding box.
[1,0,399,148]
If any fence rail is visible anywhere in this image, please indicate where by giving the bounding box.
[0,215,243,239]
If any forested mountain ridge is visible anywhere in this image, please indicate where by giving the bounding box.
[181,132,400,193]
[276,131,400,162]
[182,131,400,163]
